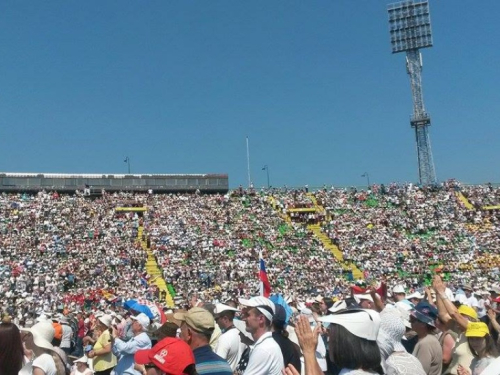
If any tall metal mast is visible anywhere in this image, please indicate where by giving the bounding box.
[388,0,437,185]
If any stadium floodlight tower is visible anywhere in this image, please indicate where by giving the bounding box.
[388,0,437,185]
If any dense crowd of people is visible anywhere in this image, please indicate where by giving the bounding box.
[317,181,500,287]
[2,181,500,374]
[3,274,500,375]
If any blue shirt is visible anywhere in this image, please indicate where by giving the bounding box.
[112,332,151,375]
[193,345,232,375]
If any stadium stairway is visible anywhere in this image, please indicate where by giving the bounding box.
[456,192,474,210]
[137,226,175,307]
[268,192,364,280]
[305,193,363,279]
[307,223,364,280]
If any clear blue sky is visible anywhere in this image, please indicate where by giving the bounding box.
[1,1,499,188]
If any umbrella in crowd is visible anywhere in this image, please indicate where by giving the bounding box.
[123,299,138,310]
[270,294,293,324]
[129,302,155,320]
[137,299,167,324]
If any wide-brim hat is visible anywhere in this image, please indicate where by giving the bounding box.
[21,322,55,351]
[406,292,424,300]
[98,314,113,328]
[463,285,473,292]
[353,294,375,304]
[411,302,438,327]
[328,300,347,313]
[319,309,380,341]
[174,308,214,333]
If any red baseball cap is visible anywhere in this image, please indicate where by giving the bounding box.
[134,338,195,375]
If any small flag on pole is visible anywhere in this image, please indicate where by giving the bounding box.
[259,252,271,297]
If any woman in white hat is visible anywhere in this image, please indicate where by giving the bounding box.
[21,322,66,375]
[70,356,92,375]
[85,314,116,375]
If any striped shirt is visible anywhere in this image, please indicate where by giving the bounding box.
[194,345,233,375]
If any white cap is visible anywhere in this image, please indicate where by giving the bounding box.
[131,313,150,330]
[299,308,315,323]
[393,285,406,294]
[214,303,240,315]
[353,294,375,304]
[239,297,275,322]
[319,309,381,341]
[406,292,424,300]
[74,356,88,364]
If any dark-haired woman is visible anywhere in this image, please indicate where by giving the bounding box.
[0,316,24,375]
[457,322,499,375]
[291,310,383,375]
[327,320,383,374]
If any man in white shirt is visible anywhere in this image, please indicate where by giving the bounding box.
[463,285,479,311]
[238,296,284,375]
[58,315,73,355]
[214,303,246,371]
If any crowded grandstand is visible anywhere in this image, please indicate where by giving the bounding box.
[2,178,500,375]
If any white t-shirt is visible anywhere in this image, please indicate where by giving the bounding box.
[60,324,73,348]
[33,353,57,375]
[215,327,245,371]
[480,356,500,375]
[244,332,284,375]
[466,295,479,308]
[477,298,487,318]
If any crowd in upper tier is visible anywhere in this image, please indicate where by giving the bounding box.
[1,181,500,318]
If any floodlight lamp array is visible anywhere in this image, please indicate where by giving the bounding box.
[388,0,433,53]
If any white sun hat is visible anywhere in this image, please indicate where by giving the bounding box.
[319,309,381,341]
[393,285,406,294]
[328,300,347,313]
[98,314,113,328]
[21,322,55,351]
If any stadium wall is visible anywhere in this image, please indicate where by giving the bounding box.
[0,173,229,194]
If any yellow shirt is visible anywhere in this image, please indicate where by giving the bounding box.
[93,330,117,372]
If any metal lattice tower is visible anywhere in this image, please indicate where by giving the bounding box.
[388,0,437,185]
